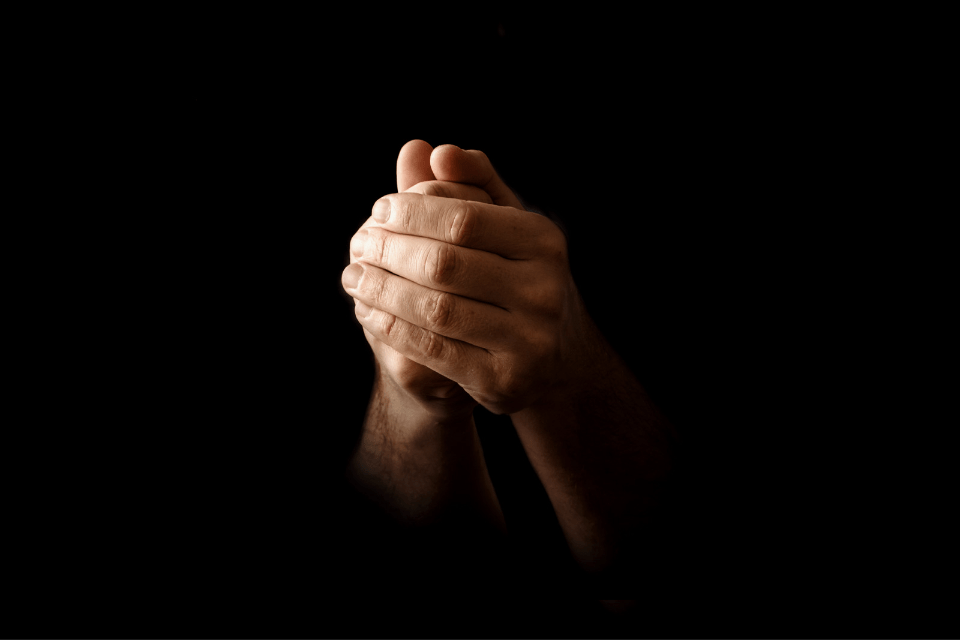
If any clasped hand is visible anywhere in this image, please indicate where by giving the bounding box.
[341,154,592,418]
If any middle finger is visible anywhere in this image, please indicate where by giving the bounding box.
[343,261,513,351]
[352,227,521,309]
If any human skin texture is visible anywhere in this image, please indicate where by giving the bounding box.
[342,141,676,599]
[343,141,505,534]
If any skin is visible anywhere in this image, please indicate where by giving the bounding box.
[342,141,677,600]
[344,140,505,535]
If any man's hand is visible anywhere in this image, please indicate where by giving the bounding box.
[341,141,506,533]
[346,140,498,418]
[342,161,598,415]
[345,141,674,597]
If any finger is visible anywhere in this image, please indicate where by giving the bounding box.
[370,193,555,260]
[405,179,493,204]
[352,227,519,308]
[352,179,492,255]
[349,215,387,265]
[359,320,458,396]
[397,140,436,193]
[343,262,512,350]
[351,180,495,269]
[352,298,492,389]
[430,145,525,210]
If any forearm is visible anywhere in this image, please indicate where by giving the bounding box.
[510,318,676,575]
[346,367,506,533]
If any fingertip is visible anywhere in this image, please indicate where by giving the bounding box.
[431,146,524,209]
[430,144,476,183]
[354,300,372,319]
[397,139,437,192]
[401,139,433,153]
[432,143,463,154]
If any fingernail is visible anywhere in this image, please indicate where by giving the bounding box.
[350,229,368,257]
[342,262,363,290]
[355,300,372,318]
[372,198,390,223]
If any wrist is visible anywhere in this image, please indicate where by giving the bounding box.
[349,370,499,528]
[371,368,476,440]
[377,366,477,424]
[540,306,620,408]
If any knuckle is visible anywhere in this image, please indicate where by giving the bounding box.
[393,197,414,231]
[416,328,444,360]
[379,310,398,338]
[426,290,454,332]
[365,228,388,265]
[368,269,389,306]
[447,201,475,246]
[425,242,458,287]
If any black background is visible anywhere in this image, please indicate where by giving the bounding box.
[9,6,956,638]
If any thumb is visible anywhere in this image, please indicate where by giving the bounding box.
[396,139,437,192]
[429,145,525,210]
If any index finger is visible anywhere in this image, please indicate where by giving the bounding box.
[371,192,553,260]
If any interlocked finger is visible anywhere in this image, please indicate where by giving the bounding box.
[353,299,494,388]
[343,262,512,350]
